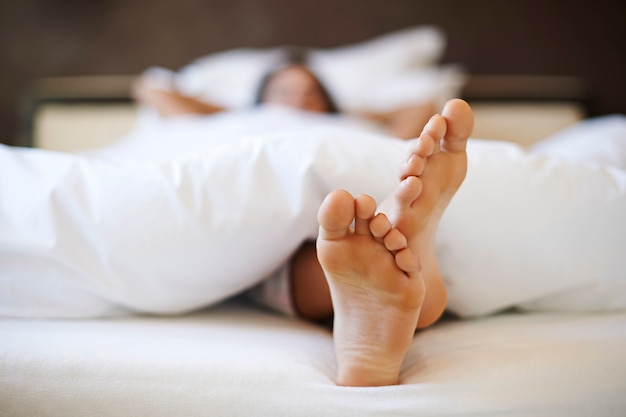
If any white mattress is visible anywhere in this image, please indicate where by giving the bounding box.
[2,300,625,417]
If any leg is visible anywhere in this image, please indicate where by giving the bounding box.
[317,99,473,386]
[289,241,333,321]
[317,191,422,386]
[380,98,473,327]
[361,101,437,140]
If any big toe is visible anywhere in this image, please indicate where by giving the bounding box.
[318,189,356,240]
[441,99,474,151]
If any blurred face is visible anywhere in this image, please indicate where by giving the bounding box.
[261,65,330,113]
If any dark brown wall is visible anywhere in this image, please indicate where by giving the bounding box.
[1,0,625,146]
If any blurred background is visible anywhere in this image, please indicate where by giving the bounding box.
[1,0,624,147]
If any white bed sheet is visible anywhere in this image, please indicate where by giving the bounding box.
[1,300,625,417]
[3,106,626,417]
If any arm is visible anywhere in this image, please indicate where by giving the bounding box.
[132,79,226,117]
[360,101,436,140]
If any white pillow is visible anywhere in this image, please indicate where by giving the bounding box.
[531,115,626,169]
[154,25,463,112]
[309,25,446,74]
[174,48,288,108]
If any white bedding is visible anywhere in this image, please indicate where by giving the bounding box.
[5,24,626,416]
[167,25,463,112]
[2,300,625,417]
[2,105,626,416]
[1,108,626,318]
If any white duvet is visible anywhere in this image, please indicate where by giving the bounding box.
[1,107,626,318]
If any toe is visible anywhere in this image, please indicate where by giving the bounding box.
[423,114,446,137]
[383,228,408,251]
[394,247,420,274]
[318,190,355,240]
[400,154,425,179]
[423,115,447,148]
[419,114,447,155]
[370,213,392,240]
[408,134,435,158]
[394,176,423,208]
[354,194,377,235]
[441,99,474,152]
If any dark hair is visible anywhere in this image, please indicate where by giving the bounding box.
[253,47,340,114]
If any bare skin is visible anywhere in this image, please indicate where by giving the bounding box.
[132,80,226,117]
[360,100,436,140]
[315,99,474,386]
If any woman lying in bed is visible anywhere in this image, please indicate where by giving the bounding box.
[135,53,474,387]
[133,49,436,140]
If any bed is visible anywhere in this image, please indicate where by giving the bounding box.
[2,27,626,417]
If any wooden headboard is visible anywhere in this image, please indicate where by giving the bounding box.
[22,73,589,151]
[2,1,623,148]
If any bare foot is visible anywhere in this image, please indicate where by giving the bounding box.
[317,190,424,386]
[380,98,474,327]
[316,99,474,386]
